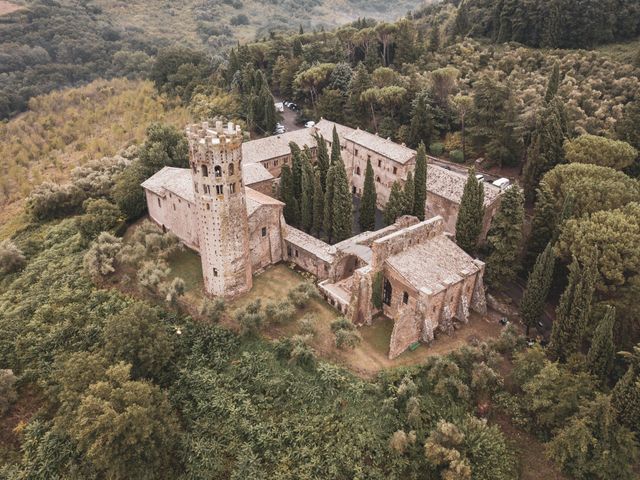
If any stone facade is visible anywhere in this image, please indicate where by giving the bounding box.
[142,120,489,359]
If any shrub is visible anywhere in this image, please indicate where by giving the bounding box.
[332,318,361,350]
[83,232,123,278]
[235,300,264,336]
[76,198,123,242]
[443,132,462,152]
[450,149,465,163]
[0,240,26,276]
[0,369,17,416]
[265,301,296,325]
[163,277,186,306]
[199,298,225,323]
[26,182,86,221]
[298,314,317,336]
[137,260,170,293]
[288,335,315,369]
[330,317,354,332]
[230,14,249,26]
[287,282,318,308]
[430,142,444,156]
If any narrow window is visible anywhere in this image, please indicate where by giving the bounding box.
[295,249,299,258]
[216,185,224,195]
[376,176,381,183]
[214,165,222,177]
[229,183,236,194]
[261,227,267,237]
[206,203,210,210]
[229,163,235,175]
[393,166,398,175]
[274,159,279,166]
[287,245,292,256]
[378,159,382,168]
[157,198,161,208]
[356,166,361,175]
[194,183,198,193]
[173,204,176,211]
[355,148,359,156]
[213,268,218,277]
[202,165,208,177]
[403,292,409,304]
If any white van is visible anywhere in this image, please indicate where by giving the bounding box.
[492,178,511,189]
[275,102,284,113]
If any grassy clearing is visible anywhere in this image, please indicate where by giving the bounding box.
[597,38,640,65]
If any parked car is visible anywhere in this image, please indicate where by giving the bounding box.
[274,127,285,135]
[275,102,284,113]
[304,121,316,128]
[475,173,485,182]
[283,101,291,107]
[288,103,299,111]
[492,177,511,189]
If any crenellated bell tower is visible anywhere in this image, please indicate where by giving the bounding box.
[186,120,252,297]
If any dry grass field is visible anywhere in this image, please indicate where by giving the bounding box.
[0,1,22,16]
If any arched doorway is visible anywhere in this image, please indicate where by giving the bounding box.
[383,278,392,306]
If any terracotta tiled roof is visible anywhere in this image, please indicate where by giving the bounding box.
[141,167,195,203]
[345,129,416,164]
[241,129,316,164]
[243,163,274,185]
[386,234,481,294]
[427,164,502,206]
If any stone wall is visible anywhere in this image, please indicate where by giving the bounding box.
[246,178,276,197]
[145,190,199,251]
[346,142,415,207]
[284,241,332,280]
[247,207,284,272]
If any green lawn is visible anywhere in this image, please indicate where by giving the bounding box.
[167,248,204,301]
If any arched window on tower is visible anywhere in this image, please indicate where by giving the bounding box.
[201,165,208,177]
[228,163,235,175]
[375,176,381,183]
[214,165,222,177]
[356,166,361,175]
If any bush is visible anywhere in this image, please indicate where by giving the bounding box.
[0,240,26,276]
[0,369,17,416]
[298,314,317,336]
[76,198,123,242]
[199,298,225,323]
[450,149,465,163]
[235,300,264,336]
[83,232,123,278]
[265,301,296,325]
[137,260,170,293]
[230,14,249,26]
[330,317,354,332]
[430,142,444,156]
[331,318,360,349]
[26,182,86,221]
[287,282,318,308]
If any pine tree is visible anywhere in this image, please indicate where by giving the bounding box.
[280,164,299,226]
[403,172,415,216]
[315,134,330,190]
[587,306,616,385]
[300,152,314,232]
[455,167,484,254]
[549,251,598,362]
[384,181,405,226]
[520,241,556,336]
[544,61,561,103]
[413,142,427,220]
[485,184,524,289]
[331,157,352,243]
[312,170,324,236]
[359,158,377,232]
[323,167,335,242]
[612,344,640,434]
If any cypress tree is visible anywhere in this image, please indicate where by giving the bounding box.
[330,125,341,165]
[312,170,324,236]
[544,61,561,103]
[290,142,303,199]
[261,85,277,134]
[331,157,352,243]
[323,166,335,242]
[359,158,377,232]
[409,91,437,148]
[280,165,299,226]
[413,142,427,220]
[300,152,314,232]
[612,345,640,433]
[522,98,568,203]
[455,167,484,254]
[520,241,556,336]
[384,182,405,226]
[485,184,525,290]
[548,250,598,361]
[403,172,415,216]
[587,306,616,385]
[315,134,330,190]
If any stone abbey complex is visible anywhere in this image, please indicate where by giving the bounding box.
[142,120,500,358]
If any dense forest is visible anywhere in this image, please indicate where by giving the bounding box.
[1,0,640,478]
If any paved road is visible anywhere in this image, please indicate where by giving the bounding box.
[275,97,303,134]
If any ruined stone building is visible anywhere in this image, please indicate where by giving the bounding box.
[142,120,490,359]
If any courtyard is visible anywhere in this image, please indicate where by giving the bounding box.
[168,249,506,377]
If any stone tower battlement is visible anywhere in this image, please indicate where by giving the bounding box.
[187,120,252,298]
